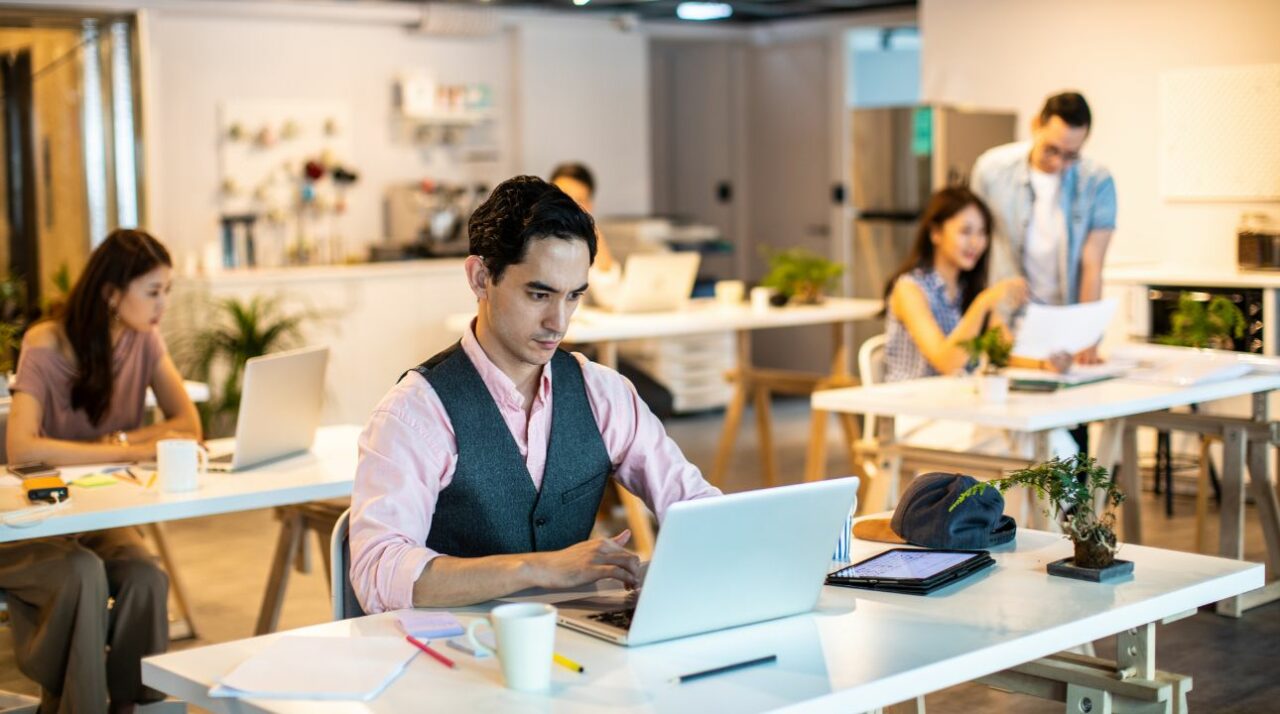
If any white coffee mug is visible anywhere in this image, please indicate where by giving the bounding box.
[467,603,556,692]
[156,439,208,494]
[750,286,776,312]
[714,280,745,306]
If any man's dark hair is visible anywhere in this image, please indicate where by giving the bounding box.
[468,175,597,282]
[1039,91,1092,130]
[549,162,595,196]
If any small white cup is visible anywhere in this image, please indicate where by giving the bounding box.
[714,280,745,306]
[156,439,208,493]
[750,286,776,312]
[467,603,557,692]
[977,374,1010,405]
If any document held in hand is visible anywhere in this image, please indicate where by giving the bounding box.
[1012,299,1118,360]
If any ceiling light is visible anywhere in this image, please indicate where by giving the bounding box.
[573,0,591,5]
[676,2,733,21]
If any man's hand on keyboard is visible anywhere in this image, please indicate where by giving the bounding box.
[528,530,641,590]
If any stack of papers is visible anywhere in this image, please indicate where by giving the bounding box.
[1012,300,1118,360]
[210,636,418,701]
[1004,361,1134,387]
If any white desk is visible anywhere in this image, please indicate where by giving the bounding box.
[448,298,884,557]
[811,349,1280,615]
[0,380,211,417]
[141,529,1261,713]
[0,425,360,542]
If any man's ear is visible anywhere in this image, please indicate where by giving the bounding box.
[1030,114,1042,133]
[463,255,490,301]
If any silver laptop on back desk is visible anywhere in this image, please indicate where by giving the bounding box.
[206,346,329,472]
[557,477,859,646]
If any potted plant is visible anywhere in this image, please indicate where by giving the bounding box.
[963,327,1012,403]
[175,296,311,436]
[759,248,844,305]
[1158,292,1246,350]
[951,453,1130,579]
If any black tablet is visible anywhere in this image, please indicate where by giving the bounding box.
[826,548,994,595]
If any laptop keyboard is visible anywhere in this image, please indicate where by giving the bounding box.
[587,608,635,631]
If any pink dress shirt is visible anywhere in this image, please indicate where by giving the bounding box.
[349,327,722,613]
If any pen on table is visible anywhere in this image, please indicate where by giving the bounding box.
[405,634,458,669]
[553,652,585,673]
[670,654,777,684]
[117,468,143,486]
[144,471,157,489]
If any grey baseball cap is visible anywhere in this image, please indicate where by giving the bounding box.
[853,472,1017,549]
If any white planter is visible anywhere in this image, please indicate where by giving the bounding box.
[977,374,1009,404]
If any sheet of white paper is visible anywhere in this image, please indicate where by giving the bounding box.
[1003,360,1134,385]
[209,636,417,701]
[1012,300,1118,360]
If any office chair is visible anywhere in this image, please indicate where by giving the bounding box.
[330,508,366,621]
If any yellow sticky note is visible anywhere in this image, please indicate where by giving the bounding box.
[71,473,120,488]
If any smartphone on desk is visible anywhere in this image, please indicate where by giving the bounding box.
[8,461,60,478]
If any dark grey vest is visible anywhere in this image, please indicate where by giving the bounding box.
[405,343,612,558]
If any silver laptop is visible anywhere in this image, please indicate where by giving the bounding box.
[606,252,700,313]
[207,346,329,472]
[557,477,859,646]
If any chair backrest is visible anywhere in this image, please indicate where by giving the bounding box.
[330,508,367,621]
[857,334,889,441]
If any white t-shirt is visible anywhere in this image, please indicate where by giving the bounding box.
[1024,168,1067,305]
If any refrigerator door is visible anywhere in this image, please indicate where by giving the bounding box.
[851,107,932,215]
[933,107,1017,188]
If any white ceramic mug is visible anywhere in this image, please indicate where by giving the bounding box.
[750,286,776,312]
[156,439,208,493]
[467,603,557,692]
[714,280,745,306]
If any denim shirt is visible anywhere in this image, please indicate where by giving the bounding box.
[971,141,1117,305]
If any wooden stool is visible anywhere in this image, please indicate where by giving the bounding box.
[255,500,347,635]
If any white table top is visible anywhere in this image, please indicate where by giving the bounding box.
[0,380,211,416]
[0,424,360,542]
[1107,263,1280,290]
[142,529,1260,713]
[446,297,884,343]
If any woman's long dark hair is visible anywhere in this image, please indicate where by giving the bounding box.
[63,229,171,426]
[883,186,994,311]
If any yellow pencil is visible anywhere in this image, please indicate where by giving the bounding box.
[553,652,584,673]
[144,471,157,489]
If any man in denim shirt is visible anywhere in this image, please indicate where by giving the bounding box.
[971,92,1116,363]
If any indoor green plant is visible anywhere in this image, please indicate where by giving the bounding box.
[178,296,310,436]
[759,248,844,305]
[951,453,1126,571]
[1158,292,1246,350]
[963,327,1012,402]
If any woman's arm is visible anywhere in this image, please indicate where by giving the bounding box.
[890,278,1022,376]
[6,391,153,465]
[120,352,202,444]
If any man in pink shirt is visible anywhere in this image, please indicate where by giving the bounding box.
[349,176,721,612]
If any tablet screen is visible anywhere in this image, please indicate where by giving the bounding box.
[834,550,978,581]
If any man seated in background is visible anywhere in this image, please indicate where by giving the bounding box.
[348,175,720,611]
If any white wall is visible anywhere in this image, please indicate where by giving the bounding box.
[920,0,1280,271]
[514,16,651,217]
[136,2,651,268]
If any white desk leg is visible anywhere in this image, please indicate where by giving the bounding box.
[1092,419,1125,524]
[863,417,898,513]
[1219,426,1248,562]
[1027,432,1054,531]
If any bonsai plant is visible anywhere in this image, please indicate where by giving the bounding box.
[951,453,1127,573]
[962,327,1012,402]
[1158,292,1246,350]
[759,248,844,305]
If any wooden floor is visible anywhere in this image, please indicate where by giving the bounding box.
[2,397,1278,712]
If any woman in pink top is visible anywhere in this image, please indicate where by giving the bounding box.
[1,229,201,714]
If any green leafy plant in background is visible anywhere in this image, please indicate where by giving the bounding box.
[0,274,32,375]
[962,327,1012,374]
[1158,292,1246,350]
[952,453,1125,569]
[179,296,310,436]
[759,248,844,305]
